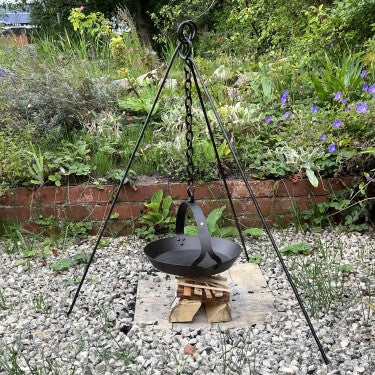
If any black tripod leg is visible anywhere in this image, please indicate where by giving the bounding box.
[188,61,249,261]
[67,44,182,316]
[188,57,329,365]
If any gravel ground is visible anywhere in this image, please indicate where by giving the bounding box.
[0,228,374,375]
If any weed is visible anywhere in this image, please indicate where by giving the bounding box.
[280,242,313,256]
[136,189,175,240]
[290,239,345,316]
[51,252,90,272]
[0,290,8,310]
[32,294,51,316]
[219,328,257,374]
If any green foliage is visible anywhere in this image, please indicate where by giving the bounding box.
[0,126,32,196]
[243,228,265,239]
[51,252,90,272]
[338,264,355,273]
[68,8,112,38]
[27,144,45,186]
[65,222,93,237]
[290,239,344,316]
[302,179,374,231]
[184,206,238,238]
[311,54,363,102]
[136,189,176,240]
[248,254,262,265]
[280,242,313,256]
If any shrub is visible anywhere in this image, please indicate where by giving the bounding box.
[0,56,118,133]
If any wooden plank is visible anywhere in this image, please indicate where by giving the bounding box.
[169,299,201,323]
[179,282,230,293]
[194,287,202,296]
[205,288,212,299]
[183,286,192,297]
[204,302,232,323]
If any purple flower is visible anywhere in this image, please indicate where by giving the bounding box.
[284,111,290,119]
[356,103,368,114]
[333,119,343,128]
[265,115,272,123]
[360,70,367,78]
[280,90,289,104]
[341,97,347,104]
[311,106,318,114]
[0,70,3,77]
[345,106,351,111]
[290,113,295,119]
[334,91,342,101]
[363,84,369,91]
[368,84,375,96]
[328,143,336,154]
[320,135,327,142]
[366,176,374,182]
[322,229,328,237]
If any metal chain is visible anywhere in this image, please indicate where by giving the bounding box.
[184,63,195,202]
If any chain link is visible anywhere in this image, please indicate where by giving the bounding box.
[184,63,195,202]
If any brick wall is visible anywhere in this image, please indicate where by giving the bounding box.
[0,178,352,235]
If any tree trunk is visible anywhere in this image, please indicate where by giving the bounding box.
[135,0,152,47]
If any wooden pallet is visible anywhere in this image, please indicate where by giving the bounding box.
[169,275,232,323]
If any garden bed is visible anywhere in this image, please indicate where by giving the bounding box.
[0,177,351,235]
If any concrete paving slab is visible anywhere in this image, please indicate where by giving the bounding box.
[134,263,275,330]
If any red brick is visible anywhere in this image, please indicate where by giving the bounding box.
[0,207,30,221]
[170,182,223,199]
[274,177,352,197]
[119,183,170,202]
[56,205,91,221]
[30,205,57,221]
[0,188,33,206]
[90,202,143,220]
[226,180,275,198]
[67,185,116,203]
[32,186,67,204]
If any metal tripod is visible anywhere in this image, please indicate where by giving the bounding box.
[67,20,329,365]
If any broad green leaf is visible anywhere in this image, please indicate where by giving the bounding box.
[243,227,265,238]
[280,242,312,256]
[216,226,238,237]
[184,225,199,236]
[151,189,163,207]
[161,196,172,218]
[51,258,72,272]
[306,168,319,187]
[206,206,226,234]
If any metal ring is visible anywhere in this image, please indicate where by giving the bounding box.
[178,42,192,60]
[177,20,196,43]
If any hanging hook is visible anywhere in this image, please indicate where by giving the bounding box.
[177,20,197,43]
[177,20,196,60]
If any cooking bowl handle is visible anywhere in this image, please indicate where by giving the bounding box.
[176,201,222,267]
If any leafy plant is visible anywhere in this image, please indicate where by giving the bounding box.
[51,252,90,272]
[243,227,265,238]
[184,206,238,238]
[311,54,363,102]
[248,254,262,265]
[27,144,45,186]
[65,221,93,237]
[280,242,312,256]
[338,264,355,273]
[136,189,175,240]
